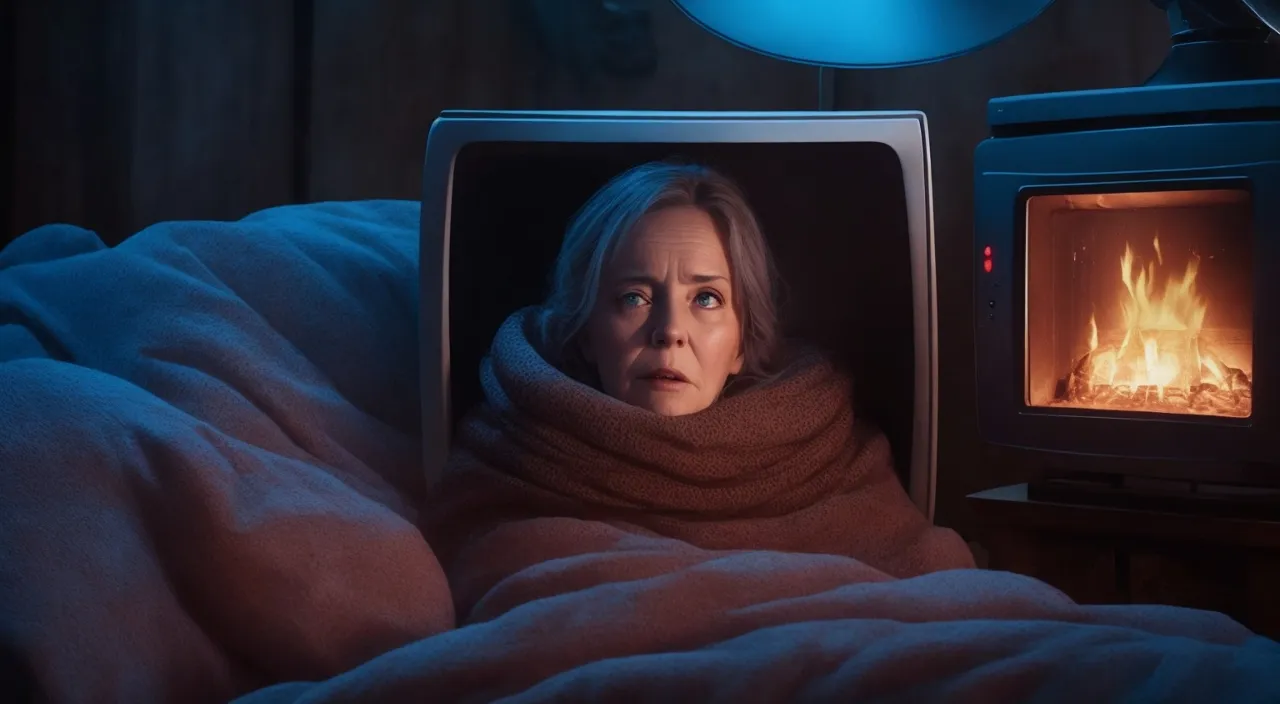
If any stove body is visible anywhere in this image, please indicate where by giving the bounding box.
[974,78,1280,497]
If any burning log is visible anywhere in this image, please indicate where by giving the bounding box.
[1053,344,1251,418]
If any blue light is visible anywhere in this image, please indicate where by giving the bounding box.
[671,0,1059,69]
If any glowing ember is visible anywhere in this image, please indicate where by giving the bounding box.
[1054,235,1251,417]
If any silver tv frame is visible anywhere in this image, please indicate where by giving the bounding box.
[420,110,940,520]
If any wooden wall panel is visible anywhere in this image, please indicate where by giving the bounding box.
[832,0,1171,534]
[1,0,16,244]
[508,0,820,111]
[306,0,820,202]
[11,0,137,244]
[306,0,464,204]
[9,0,296,245]
[126,0,297,229]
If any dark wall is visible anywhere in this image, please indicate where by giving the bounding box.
[6,0,1171,536]
[1,0,14,240]
[9,0,298,245]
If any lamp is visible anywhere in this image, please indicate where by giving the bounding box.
[668,0,1059,68]
[672,0,1280,79]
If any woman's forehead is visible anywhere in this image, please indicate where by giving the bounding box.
[620,207,726,254]
[609,209,731,280]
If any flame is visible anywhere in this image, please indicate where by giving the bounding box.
[1061,235,1250,417]
[1088,236,1207,391]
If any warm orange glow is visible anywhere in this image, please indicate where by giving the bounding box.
[1056,235,1251,417]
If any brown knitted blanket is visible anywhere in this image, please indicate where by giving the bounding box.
[424,307,974,619]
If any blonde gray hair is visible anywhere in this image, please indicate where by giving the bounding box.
[539,161,781,383]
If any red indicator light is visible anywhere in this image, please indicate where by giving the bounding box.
[983,245,992,257]
[983,259,993,273]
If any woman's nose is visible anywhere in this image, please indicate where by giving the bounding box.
[649,303,687,348]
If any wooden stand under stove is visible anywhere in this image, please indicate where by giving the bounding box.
[968,483,1280,640]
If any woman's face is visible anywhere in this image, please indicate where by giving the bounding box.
[582,205,744,416]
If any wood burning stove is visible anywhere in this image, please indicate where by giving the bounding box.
[973,0,1280,512]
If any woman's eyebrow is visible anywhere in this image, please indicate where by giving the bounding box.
[614,274,658,286]
[615,273,729,285]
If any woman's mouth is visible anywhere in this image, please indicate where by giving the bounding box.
[641,368,689,389]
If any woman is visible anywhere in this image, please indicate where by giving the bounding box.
[423,161,975,622]
[536,160,780,416]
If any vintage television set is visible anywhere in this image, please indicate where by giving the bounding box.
[418,111,942,519]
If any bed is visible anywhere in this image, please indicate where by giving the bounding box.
[1,201,1278,703]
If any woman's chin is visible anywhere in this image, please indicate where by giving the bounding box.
[647,403,696,417]
[625,388,713,417]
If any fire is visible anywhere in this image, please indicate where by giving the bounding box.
[1058,235,1251,417]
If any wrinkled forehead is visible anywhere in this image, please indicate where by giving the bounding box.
[607,206,733,274]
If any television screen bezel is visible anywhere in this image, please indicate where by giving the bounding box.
[419,110,939,518]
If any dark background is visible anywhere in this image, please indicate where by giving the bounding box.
[3,0,1173,538]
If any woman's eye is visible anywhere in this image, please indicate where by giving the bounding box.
[694,292,723,309]
[620,292,647,307]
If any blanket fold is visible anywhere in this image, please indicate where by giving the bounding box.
[424,307,975,620]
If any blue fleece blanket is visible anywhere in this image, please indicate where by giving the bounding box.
[0,202,454,702]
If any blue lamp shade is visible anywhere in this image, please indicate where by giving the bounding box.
[670,0,1060,68]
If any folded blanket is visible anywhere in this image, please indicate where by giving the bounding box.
[0,202,453,703]
[237,527,1280,703]
[425,307,975,619]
